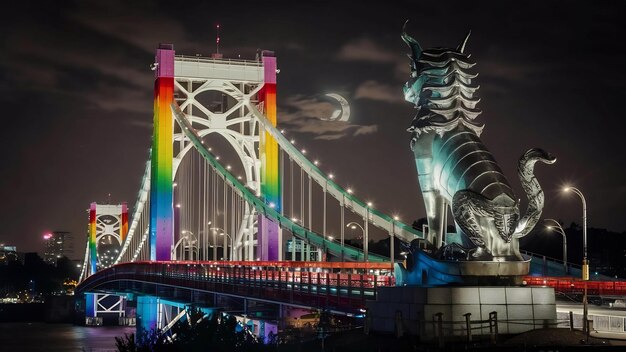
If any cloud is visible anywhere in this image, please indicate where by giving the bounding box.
[279,94,378,140]
[336,37,411,81]
[354,125,379,136]
[354,80,405,103]
[336,38,398,63]
[68,1,200,54]
[0,1,202,117]
[0,14,157,116]
[125,119,153,130]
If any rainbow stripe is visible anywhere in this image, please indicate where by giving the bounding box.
[258,54,281,261]
[260,55,280,210]
[149,45,175,261]
[121,202,128,243]
[89,202,97,275]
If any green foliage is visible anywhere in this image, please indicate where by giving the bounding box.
[116,308,273,352]
[0,254,79,296]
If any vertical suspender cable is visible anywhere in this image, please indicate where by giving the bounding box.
[213,162,217,260]
[231,185,235,261]
[308,175,312,231]
[223,179,227,260]
[300,167,304,225]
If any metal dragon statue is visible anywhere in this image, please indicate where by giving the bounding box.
[402,23,556,263]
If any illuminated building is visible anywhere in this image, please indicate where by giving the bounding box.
[43,231,73,265]
[0,244,18,265]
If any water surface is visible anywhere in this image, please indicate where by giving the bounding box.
[0,322,134,352]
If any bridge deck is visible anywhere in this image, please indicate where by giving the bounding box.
[77,261,395,314]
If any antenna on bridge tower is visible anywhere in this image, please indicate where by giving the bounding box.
[216,24,220,54]
[212,24,223,59]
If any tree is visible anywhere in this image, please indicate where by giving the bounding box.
[116,308,270,352]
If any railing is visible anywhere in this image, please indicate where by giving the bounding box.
[386,311,571,348]
[77,261,395,314]
[524,276,626,296]
[175,55,262,67]
[520,249,582,271]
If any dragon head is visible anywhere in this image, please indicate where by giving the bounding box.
[401,21,472,106]
[401,21,483,139]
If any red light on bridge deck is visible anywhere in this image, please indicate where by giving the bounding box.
[43,233,52,240]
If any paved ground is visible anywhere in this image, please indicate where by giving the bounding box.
[557,302,626,317]
[504,328,615,346]
[557,300,626,344]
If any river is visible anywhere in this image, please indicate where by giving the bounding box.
[0,323,134,352]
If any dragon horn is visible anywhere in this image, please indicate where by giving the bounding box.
[457,30,472,53]
[401,20,422,59]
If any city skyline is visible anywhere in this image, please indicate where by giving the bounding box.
[1,1,625,255]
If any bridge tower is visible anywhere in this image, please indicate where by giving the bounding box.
[169,48,282,261]
[85,202,128,324]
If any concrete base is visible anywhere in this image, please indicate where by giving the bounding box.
[366,286,556,337]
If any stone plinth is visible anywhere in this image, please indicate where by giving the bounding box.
[366,286,556,337]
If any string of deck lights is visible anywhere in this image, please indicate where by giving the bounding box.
[129,121,401,264]
[279,128,402,223]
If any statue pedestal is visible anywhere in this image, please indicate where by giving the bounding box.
[366,286,556,337]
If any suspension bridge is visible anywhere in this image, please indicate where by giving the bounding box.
[75,44,623,341]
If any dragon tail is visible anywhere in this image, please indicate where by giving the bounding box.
[513,148,556,238]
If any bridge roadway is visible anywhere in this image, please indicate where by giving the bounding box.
[76,261,395,315]
[77,260,626,320]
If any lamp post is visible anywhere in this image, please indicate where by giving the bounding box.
[365,202,372,262]
[563,186,588,334]
[391,216,399,265]
[545,219,568,274]
[220,232,233,261]
[346,221,365,260]
[174,230,197,260]
[210,227,232,260]
[202,221,212,260]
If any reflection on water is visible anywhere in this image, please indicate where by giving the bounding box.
[0,323,134,352]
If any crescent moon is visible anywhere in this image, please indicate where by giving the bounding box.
[325,93,350,122]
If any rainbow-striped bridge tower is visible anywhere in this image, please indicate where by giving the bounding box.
[258,52,281,261]
[149,44,175,261]
[148,45,282,262]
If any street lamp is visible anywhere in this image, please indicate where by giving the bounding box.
[365,202,373,262]
[220,232,233,261]
[174,230,197,260]
[563,185,588,334]
[211,227,232,261]
[544,219,568,274]
[346,221,366,260]
[391,215,400,264]
[346,222,364,239]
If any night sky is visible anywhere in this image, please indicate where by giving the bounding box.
[2,1,625,258]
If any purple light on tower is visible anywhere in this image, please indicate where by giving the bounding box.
[258,216,279,260]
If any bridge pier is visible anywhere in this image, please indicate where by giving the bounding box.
[85,293,96,324]
[136,296,158,342]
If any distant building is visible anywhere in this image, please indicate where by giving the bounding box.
[0,244,19,265]
[43,231,73,265]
